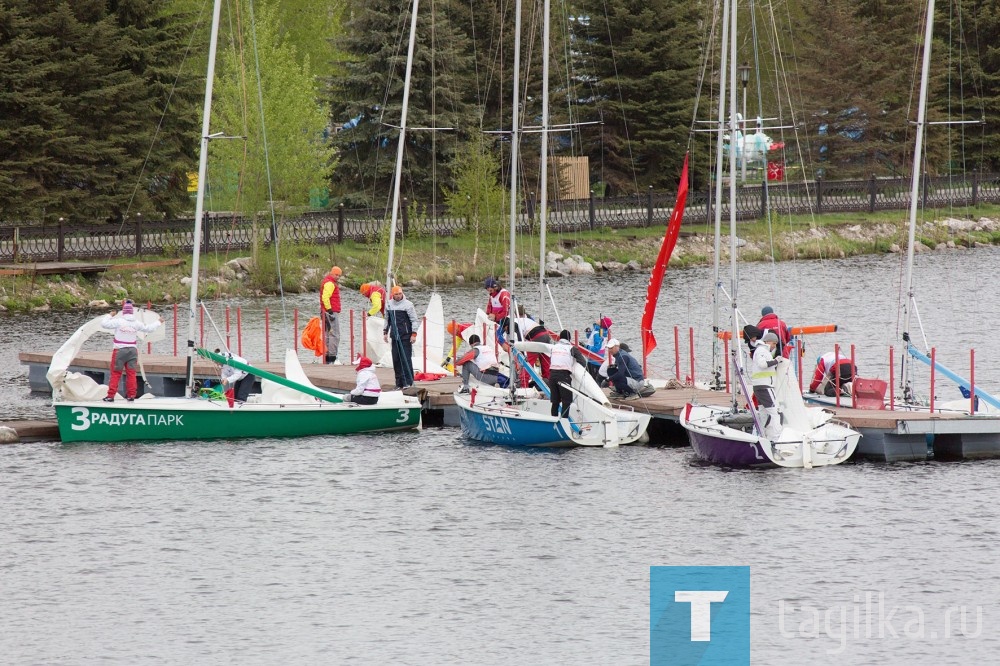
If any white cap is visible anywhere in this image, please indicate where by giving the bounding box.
[607,338,621,348]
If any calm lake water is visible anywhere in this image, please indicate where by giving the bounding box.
[2,246,999,663]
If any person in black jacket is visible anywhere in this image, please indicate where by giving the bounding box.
[382,286,418,389]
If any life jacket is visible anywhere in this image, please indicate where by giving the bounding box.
[301,316,326,356]
[320,273,341,313]
[550,341,576,371]
[474,345,499,371]
[757,313,790,346]
[366,284,386,316]
[487,288,511,319]
[750,343,777,386]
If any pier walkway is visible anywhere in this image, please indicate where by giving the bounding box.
[16,351,1000,461]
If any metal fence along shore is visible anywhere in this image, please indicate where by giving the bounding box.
[3,172,1000,263]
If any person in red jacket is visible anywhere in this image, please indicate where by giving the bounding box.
[319,266,343,364]
[757,305,792,358]
[484,277,511,322]
[809,350,856,396]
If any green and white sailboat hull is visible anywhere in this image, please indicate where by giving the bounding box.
[49,323,421,443]
[54,397,420,443]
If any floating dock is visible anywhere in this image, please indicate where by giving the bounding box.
[17,351,1000,461]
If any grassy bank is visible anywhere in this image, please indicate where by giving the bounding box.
[3,204,1000,312]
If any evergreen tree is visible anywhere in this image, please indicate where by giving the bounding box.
[329,0,476,207]
[570,0,702,194]
[944,0,1000,172]
[0,0,201,223]
[793,0,929,178]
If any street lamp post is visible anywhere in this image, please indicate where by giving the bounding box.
[739,62,750,183]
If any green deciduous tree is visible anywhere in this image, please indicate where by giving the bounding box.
[208,0,335,215]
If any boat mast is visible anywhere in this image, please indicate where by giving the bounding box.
[727,0,740,410]
[185,0,224,397]
[507,0,523,371]
[711,0,731,391]
[537,0,550,321]
[900,0,935,402]
[385,0,421,290]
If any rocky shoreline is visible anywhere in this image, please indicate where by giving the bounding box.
[3,215,999,313]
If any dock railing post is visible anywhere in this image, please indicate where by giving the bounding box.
[851,344,857,408]
[834,343,841,408]
[889,346,895,411]
[674,326,680,381]
[929,347,936,414]
[688,327,695,385]
[970,349,976,415]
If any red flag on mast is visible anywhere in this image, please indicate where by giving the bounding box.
[641,153,689,361]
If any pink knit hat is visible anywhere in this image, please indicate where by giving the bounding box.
[122,301,135,315]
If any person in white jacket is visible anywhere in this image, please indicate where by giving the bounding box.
[347,356,381,405]
[750,331,783,438]
[101,300,161,402]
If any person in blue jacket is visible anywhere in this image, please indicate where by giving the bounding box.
[602,338,655,399]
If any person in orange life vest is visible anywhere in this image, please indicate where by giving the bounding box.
[757,305,792,358]
[484,276,511,322]
[809,350,856,396]
[549,330,587,417]
[455,334,500,393]
[347,356,381,405]
[319,266,343,365]
[359,281,386,317]
[383,285,418,389]
[100,300,162,402]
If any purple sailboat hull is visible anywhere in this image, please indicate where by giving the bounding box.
[685,429,775,468]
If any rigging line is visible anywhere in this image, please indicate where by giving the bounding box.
[747,0,782,306]
[370,3,414,213]
[431,0,438,291]
[121,0,212,231]
[597,0,640,195]
[245,0,286,346]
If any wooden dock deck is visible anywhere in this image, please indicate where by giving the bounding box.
[17,351,1000,460]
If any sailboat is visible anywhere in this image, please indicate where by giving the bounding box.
[800,0,1000,416]
[896,0,1000,415]
[679,0,860,467]
[46,0,421,443]
[452,0,650,448]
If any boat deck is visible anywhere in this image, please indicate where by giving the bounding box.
[17,351,1000,460]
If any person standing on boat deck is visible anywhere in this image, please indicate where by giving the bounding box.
[484,277,511,322]
[219,351,255,407]
[757,306,792,358]
[455,334,500,393]
[101,300,162,402]
[549,330,587,417]
[809,350,856,397]
[347,356,381,405]
[319,266,343,365]
[383,285,418,389]
[359,281,386,317]
[751,331,783,438]
[602,338,653,399]
[585,316,612,379]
